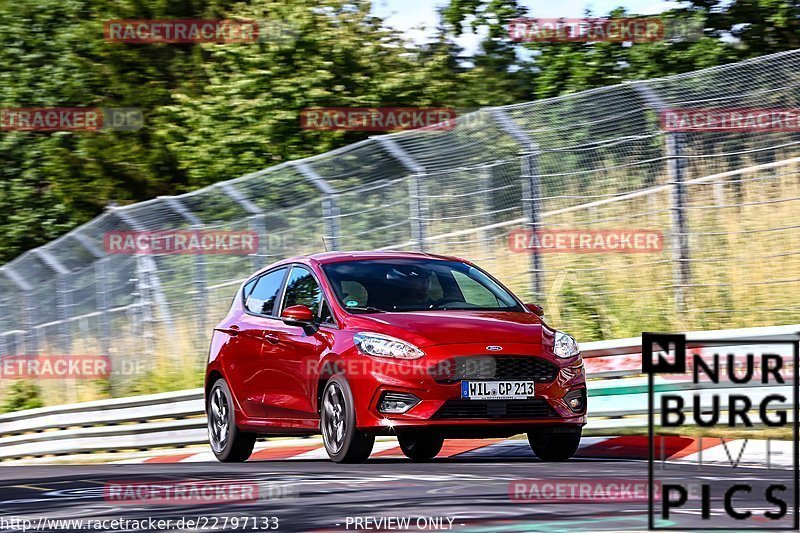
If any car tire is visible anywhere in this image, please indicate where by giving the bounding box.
[398,433,444,461]
[207,378,257,462]
[527,428,582,461]
[320,375,375,463]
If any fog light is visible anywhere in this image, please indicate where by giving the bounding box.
[378,392,420,414]
[564,389,586,413]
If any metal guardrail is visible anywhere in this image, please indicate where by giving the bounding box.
[0,389,205,459]
[0,324,797,460]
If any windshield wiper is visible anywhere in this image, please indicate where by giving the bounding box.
[345,306,386,313]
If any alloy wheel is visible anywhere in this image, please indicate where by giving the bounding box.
[322,383,347,454]
[209,386,230,452]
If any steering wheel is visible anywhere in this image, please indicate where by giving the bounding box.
[429,297,464,309]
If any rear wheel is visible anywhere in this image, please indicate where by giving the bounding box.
[398,433,444,461]
[207,378,256,462]
[321,375,374,463]
[527,428,582,461]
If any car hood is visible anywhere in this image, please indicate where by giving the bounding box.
[348,310,545,348]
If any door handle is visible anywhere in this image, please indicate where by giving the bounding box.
[264,333,279,345]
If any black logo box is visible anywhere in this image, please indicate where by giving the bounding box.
[643,333,800,531]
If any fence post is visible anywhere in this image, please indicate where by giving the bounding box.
[295,162,341,251]
[32,249,72,354]
[667,132,691,312]
[57,273,72,353]
[16,283,36,355]
[109,207,174,328]
[134,255,156,359]
[477,164,496,260]
[374,137,428,251]
[160,196,207,341]
[95,259,111,356]
[219,184,267,269]
[635,84,692,313]
[71,233,110,357]
[1,267,36,354]
[490,108,543,300]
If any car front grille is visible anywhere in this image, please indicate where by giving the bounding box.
[429,356,558,384]
[433,399,557,420]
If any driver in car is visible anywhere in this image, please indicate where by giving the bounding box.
[388,266,433,310]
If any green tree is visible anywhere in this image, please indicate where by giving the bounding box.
[0,0,463,261]
[0,0,215,262]
[709,0,800,57]
[154,0,460,188]
[441,0,794,100]
[441,0,536,105]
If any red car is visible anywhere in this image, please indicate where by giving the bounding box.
[205,251,586,463]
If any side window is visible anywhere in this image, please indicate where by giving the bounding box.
[452,270,499,307]
[245,268,287,316]
[238,278,257,311]
[282,267,323,320]
[319,299,334,325]
[243,278,257,299]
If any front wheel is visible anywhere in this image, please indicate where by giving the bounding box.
[398,433,444,461]
[208,378,256,462]
[527,428,582,461]
[321,375,374,463]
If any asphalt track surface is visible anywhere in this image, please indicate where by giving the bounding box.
[0,454,795,533]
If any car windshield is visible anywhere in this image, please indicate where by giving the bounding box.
[321,258,523,313]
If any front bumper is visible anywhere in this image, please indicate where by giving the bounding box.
[342,342,587,434]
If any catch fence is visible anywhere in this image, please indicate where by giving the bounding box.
[1,50,799,402]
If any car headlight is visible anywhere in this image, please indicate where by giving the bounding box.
[553,331,580,358]
[353,332,425,360]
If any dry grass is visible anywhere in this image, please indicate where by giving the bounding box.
[431,158,800,341]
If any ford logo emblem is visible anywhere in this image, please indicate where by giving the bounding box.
[486,346,503,351]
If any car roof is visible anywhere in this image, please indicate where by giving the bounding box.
[307,250,460,265]
[249,250,463,278]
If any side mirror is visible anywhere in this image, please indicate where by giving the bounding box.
[281,305,316,328]
[525,303,544,316]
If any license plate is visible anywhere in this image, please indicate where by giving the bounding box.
[461,380,535,400]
